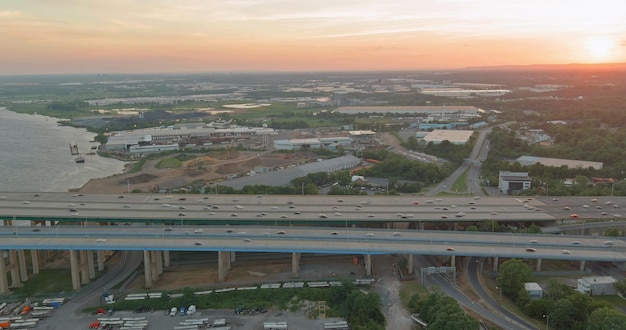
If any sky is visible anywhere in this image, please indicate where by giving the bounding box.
[1,0,626,74]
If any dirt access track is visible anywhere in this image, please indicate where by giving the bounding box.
[78,150,318,194]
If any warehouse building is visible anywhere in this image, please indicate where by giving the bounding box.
[577,276,617,296]
[515,156,603,170]
[420,130,474,145]
[498,171,532,194]
[273,137,352,151]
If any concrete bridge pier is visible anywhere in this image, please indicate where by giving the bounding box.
[291,252,301,278]
[154,251,163,277]
[30,250,39,275]
[163,251,170,267]
[451,255,456,268]
[580,260,586,271]
[8,250,22,288]
[0,254,8,294]
[150,251,160,282]
[217,251,229,282]
[493,257,499,272]
[96,250,105,272]
[406,254,414,274]
[69,250,81,290]
[536,258,542,272]
[364,254,372,277]
[17,250,28,283]
[143,250,153,289]
[78,250,90,285]
[87,251,95,279]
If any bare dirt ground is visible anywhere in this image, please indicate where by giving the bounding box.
[78,150,318,194]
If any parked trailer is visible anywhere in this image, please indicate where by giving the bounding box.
[173,326,199,330]
[9,321,37,328]
[263,321,288,330]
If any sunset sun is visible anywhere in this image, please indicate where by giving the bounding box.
[585,37,616,62]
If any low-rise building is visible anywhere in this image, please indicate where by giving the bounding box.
[524,282,543,300]
[498,171,532,194]
[577,276,617,296]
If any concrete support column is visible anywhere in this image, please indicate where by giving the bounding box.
[96,250,105,272]
[291,252,301,278]
[0,252,9,294]
[69,250,81,290]
[493,257,499,272]
[155,251,163,275]
[536,258,542,272]
[8,251,21,287]
[225,252,232,270]
[79,250,90,285]
[17,250,28,283]
[30,250,39,275]
[580,260,586,271]
[230,251,236,263]
[419,222,425,230]
[217,251,228,282]
[163,251,170,267]
[406,254,414,274]
[87,251,95,279]
[364,254,372,277]
[150,251,159,282]
[451,255,456,268]
[143,250,153,289]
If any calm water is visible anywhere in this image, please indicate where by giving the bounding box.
[0,107,126,192]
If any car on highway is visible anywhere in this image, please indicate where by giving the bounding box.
[562,250,571,254]
[525,248,536,252]
[446,247,455,251]
[570,214,579,218]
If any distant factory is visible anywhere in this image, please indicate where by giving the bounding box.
[105,125,276,154]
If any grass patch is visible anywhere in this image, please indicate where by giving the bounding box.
[399,282,429,308]
[450,169,469,193]
[128,159,146,173]
[11,269,73,297]
[155,157,182,169]
[593,295,626,308]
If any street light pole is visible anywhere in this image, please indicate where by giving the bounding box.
[543,314,549,330]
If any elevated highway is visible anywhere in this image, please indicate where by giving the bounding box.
[0,192,624,295]
[0,192,623,226]
[1,225,624,261]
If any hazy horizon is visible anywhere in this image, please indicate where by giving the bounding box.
[2,1,625,75]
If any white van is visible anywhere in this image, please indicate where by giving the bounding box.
[186,305,196,315]
[169,307,177,317]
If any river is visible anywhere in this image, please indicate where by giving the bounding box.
[0,107,126,192]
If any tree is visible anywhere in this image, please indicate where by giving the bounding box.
[585,307,626,330]
[497,259,531,301]
[604,227,620,237]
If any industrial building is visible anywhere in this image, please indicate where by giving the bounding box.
[105,126,276,153]
[334,105,482,117]
[273,137,352,151]
[420,130,474,145]
[515,156,603,170]
[577,276,617,296]
[498,171,532,194]
[524,282,543,300]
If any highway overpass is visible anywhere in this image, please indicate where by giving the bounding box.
[0,192,623,226]
[1,192,624,294]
